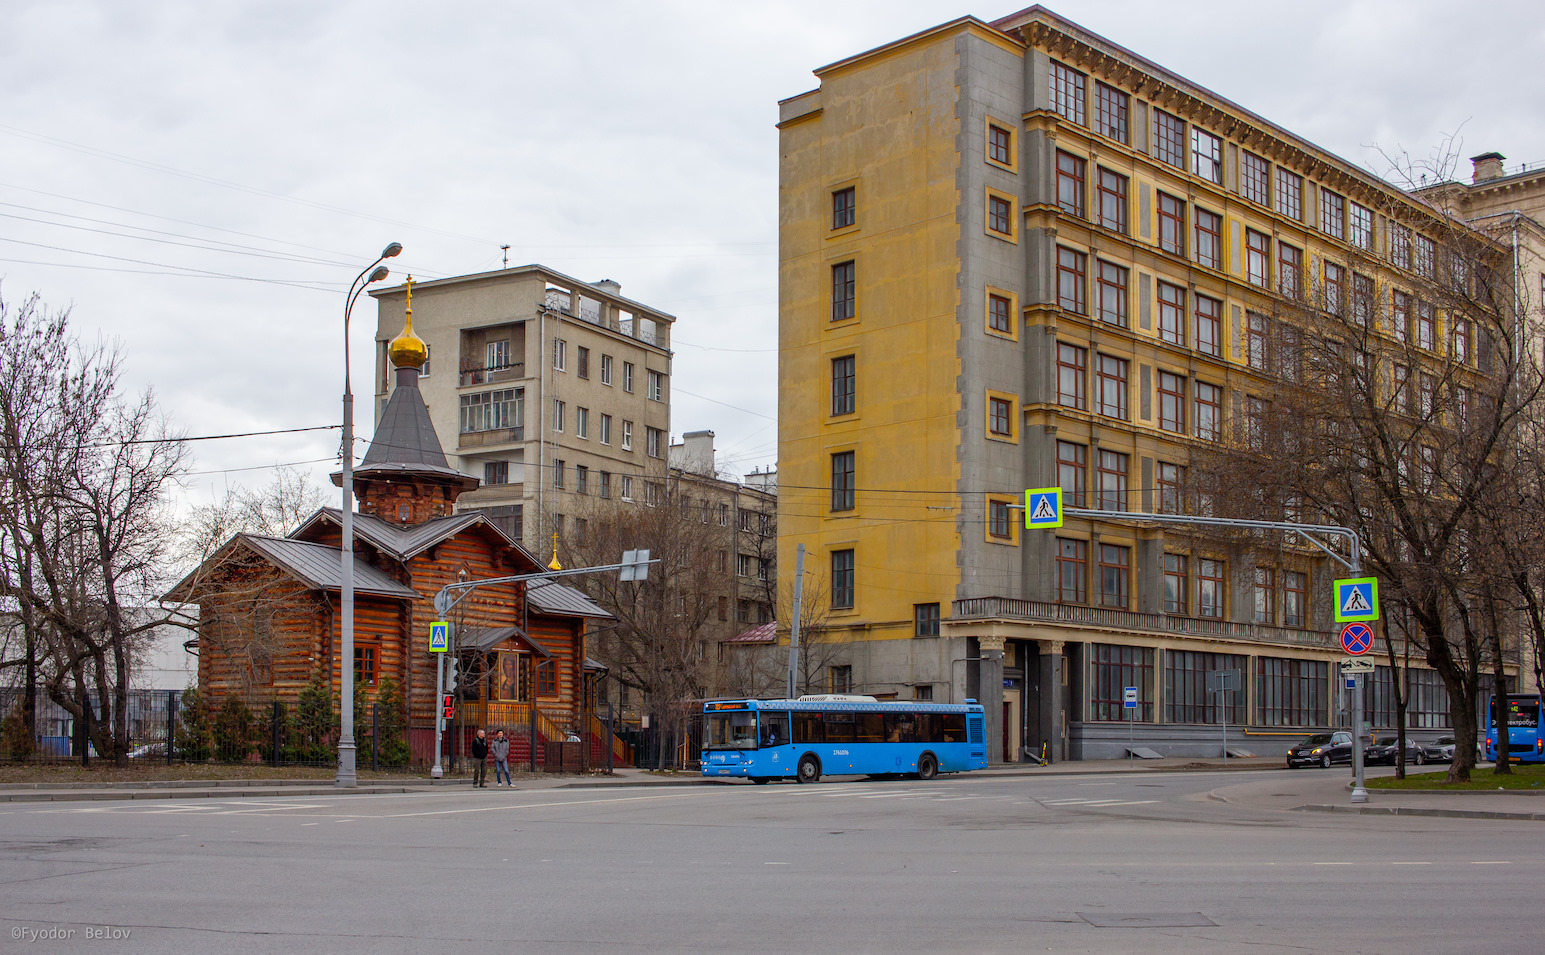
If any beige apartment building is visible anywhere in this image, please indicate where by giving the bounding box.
[370,267,674,559]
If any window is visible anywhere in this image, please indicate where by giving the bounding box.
[914,603,941,637]
[1096,260,1128,327]
[832,186,856,229]
[576,346,590,379]
[354,644,377,686]
[1153,109,1184,168]
[483,461,508,485]
[1157,461,1184,514]
[1389,224,1412,270]
[1097,449,1127,512]
[1096,168,1128,233]
[600,472,615,499]
[831,355,855,415]
[1279,326,1302,383]
[1198,558,1225,618]
[599,414,612,445]
[1165,650,1249,724]
[647,370,664,402]
[551,399,565,432]
[830,451,855,511]
[1246,229,1270,287]
[1246,312,1270,371]
[1195,295,1222,357]
[1414,234,1436,278]
[552,460,564,488]
[1283,571,1307,627]
[1246,395,1269,450]
[459,388,522,434]
[1275,168,1303,220]
[987,499,1013,539]
[1057,247,1087,314]
[645,427,663,458]
[1163,554,1188,614]
[1452,318,1472,364]
[831,550,855,609]
[988,123,1012,165]
[1352,273,1375,326]
[1056,343,1087,410]
[1098,543,1130,607]
[1416,301,1435,350]
[1056,151,1086,217]
[1391,291,1410,342]
[620,475,633,501]
[829,665,853,694]
[621,420,633,451]
[1056,538,1087,603]
[553,338,567,371]
[988,293,1013,335]
[1157,281,1185,345]
[1323,262,1345,315]
[644,482,662,506]
[1253,567,1275,623]
[486,339,509,372]
[988,396,1013,437]
[1418,444,1437,490]
[1158,371,1186,433]
[600,354,613,385]
[623,361,634,393]
[1050,61,1086,125]
[1350,202,1374,250]
[1256,657,1327,726]
[1241,151,1269,206]
[913,685,934,701]
[987,193,1014,236]
[1195,209,1222,270]
[419,343,432,379]
[1057,440,1087,508]
[576,406,589,439]
[1191,129,1222,183]
[575,465,588,494]
[831,261,856,321]
[1158,192,1185,255]
[737,554,753,577]
[1096,354,1128,420]
[1194,382,1222,441]
[1091,644,1153,721]
[1094,82,1128,142]
[1320,189,1346,240]
[1278,243,1302,299]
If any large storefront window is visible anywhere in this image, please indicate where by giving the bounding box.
[1365,666,1451,729]
[1256,657,1327,726]
[1089,643,1153,721]
[1164,650,1247,724]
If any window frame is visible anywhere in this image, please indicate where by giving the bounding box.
[1191,128,1222,184]
[1096,168,1128,234]
[1241,151,1270,206]
[831,355,856,416]
[1057,247,1087,315]
[1094,82,1128,143]
[1194,208,1222,270]
[1246,229,1270,287]
[831,260,857,322]
[830,550,855,610]
[1158,370,1187,433]
[1096,260,1128,328]
[1153,108,1185,168]
[1157,281,1186,345]
[1050,61,1086,126]
[1056,342,1087,410]
[1158,192,1186,256]
[1056,151,1086,218]
[830,450,856,512]
[1195,294,1222,357]
[1095,353,1128,420]
[831,186,856,230]
[1096,448,1128,513]
[1057,440,1087,509]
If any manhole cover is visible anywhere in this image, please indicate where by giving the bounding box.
[1078,913,1217,928]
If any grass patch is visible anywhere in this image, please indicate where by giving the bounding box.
[1367,762,1545,791]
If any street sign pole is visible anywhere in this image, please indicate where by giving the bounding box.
[431,623,451,779]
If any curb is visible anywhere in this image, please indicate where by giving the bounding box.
[1298,803,1545,822]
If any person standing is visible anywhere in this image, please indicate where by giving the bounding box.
[491,730,511,787]
[470,728,489,788]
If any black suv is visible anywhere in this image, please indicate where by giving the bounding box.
[1286,731,1353,768]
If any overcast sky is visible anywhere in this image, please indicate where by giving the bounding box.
[3,0,1542,511]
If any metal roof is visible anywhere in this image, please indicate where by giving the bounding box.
[295,508,540,566]
[527,579,613,619]
[360,376,451,470]
[725,621,778,643]
[240,535,418,599]
[461,626,553,657]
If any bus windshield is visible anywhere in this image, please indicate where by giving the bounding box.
[704,711,758,750]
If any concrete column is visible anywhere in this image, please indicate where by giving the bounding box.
[978,634,1006,763]
[1037,639,1067,762]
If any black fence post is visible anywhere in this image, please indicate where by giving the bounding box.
[528,700,537,773]
[166,690,177,765]
[371,703,379,773]
[271,701,281,768]
[607,701,615,773]
[79,692,90,767]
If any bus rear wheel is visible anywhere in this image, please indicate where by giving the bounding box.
[797,754,821,784]
[917,753,938,780]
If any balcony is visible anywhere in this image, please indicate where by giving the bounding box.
[459,362,525,388]
[950,596,1336,651]
[458,426,525,449]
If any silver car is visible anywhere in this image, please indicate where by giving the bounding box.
[1419,736,1455,763]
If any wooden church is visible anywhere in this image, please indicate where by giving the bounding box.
[169,283,615,765]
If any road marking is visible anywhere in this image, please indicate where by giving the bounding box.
[1471,861,1512,865]
[378,790,708,818]
[1313,862,1354,866]
[1390,861,1430,866]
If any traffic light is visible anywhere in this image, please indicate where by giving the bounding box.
[446,657,459,694]
[442,694,455,720]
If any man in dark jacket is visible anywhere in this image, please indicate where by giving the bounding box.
[470,728,489,787]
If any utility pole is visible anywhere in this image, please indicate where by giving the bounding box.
[787,543,805,699]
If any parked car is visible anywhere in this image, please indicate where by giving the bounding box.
[1287,731,1354,768]
[1419,736,1456,763]
[128,742,167,759]
[1364,735,1425,766]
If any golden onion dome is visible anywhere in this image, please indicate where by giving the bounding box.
[388,276,428,370]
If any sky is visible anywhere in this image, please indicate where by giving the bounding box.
[2,0,1542,511]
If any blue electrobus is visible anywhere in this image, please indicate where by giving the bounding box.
[701,695,988,783]
[1483,693,1544,763]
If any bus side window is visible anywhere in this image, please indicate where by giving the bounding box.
[942,714,967,743]
[760,712,789,747]
[794,712,825,744]
[884,714,917,743]
[857,713,885,743]
[915,714,940,742]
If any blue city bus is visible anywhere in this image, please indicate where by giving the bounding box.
[701,695,988,783]
[1484,693,1544,763]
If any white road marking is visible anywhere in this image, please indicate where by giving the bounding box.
[378,790,709,818]
[1471,861,1512,865]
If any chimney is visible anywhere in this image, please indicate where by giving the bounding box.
[1471,152,1506,184]
[595,279,622,296]
[668,430,717,477]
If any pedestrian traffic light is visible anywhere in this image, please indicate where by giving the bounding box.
[446,658,458,694]
[442,694,455,720]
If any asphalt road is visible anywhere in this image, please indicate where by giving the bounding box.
[1,769,1540,954]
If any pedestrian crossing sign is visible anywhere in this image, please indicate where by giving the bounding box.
[429,620,450,652]
[1025,487,1063,529]
[1333,578,1379,623]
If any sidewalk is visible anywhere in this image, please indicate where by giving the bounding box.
[1200,765,1545,822]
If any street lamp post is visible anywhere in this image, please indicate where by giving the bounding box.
[338,242,402,788]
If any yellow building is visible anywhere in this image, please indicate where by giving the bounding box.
[777,6,1490,761]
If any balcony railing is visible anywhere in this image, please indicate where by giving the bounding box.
[459,362,525,387]
[458,426,525,449]
[951,596,1336,651]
